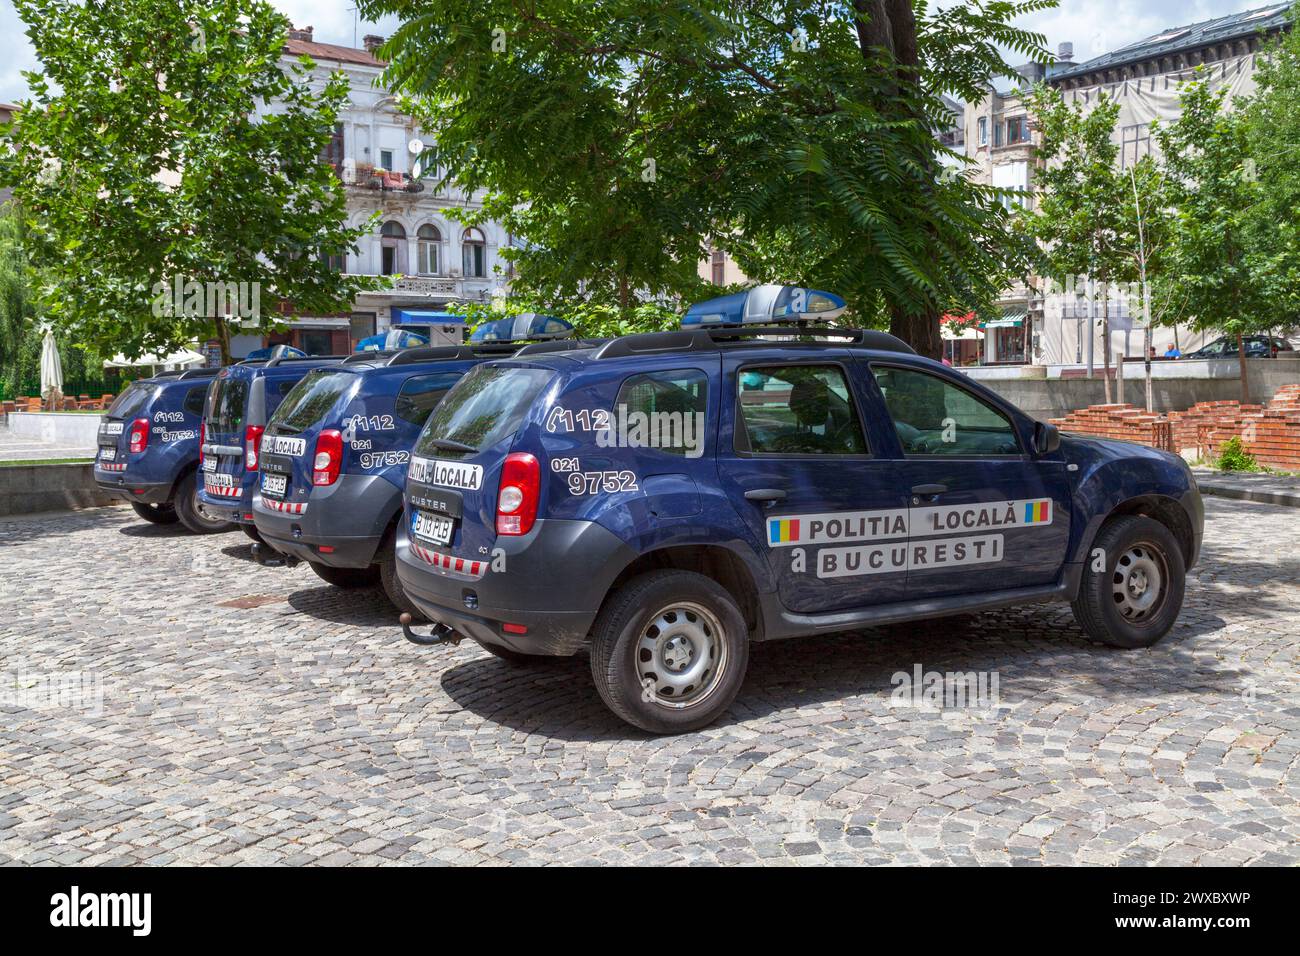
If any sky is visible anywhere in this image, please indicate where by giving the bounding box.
[0,0,1272,105]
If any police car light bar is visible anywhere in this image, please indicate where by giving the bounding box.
[681,285,847,327]
[469,313,575,343]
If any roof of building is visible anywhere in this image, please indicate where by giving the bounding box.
[283,37,382,69]
[1049,3,1292,82]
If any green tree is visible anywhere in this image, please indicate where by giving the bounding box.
[1022,85,1139,398]
[1153,74,1271,403]
[360,0,1053,354]
[0,205,35,398]
[4,0,380,365]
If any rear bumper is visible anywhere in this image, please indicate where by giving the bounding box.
[395,517,636,656]
[253,473,397,568]
[94,473,174,505]
[197,481,255,524]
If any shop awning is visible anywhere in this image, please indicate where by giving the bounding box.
[392,308,464,325]
[982,308,1027,329]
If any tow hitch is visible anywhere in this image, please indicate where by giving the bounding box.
[400,612,463,647]
[250,542,300,569]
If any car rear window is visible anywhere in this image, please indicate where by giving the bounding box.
[414,365,555,460]
[205,375,250,434]
[270,370,358,434]
[395,371,464,426]
[106,382,158,419]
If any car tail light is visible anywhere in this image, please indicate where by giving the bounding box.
[128,418,149,454]
[199,422,206,468]
[496,452,539,536]
[313,429,343,486]
[244,425,264,471]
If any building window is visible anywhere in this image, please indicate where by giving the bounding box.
[977,116,988,146]
[1006,116,1030,145]
[379,148,394,172]
[462,228,486,278]
[321,123,344,176]
[417,224,441,275]
[1120,122,1152,168]
[711,249,726,286]
[380,220,406,276]
[319,249,345,272]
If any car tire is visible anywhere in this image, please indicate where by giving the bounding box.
[378,529,425,620]
[1071,515,1185,649]
[130,501,179,525]
[589,569,749,734]
[240,524,263,543]
[307,561,381,589]
[174,471,234,534]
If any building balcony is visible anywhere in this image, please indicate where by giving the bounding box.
[342,165,426,194]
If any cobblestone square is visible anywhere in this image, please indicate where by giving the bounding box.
[0,498,1295,865]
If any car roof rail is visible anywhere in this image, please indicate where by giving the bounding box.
[385,345,481,366]
[591,324,916,359]
[176,367,221,379]
[264,353,348,368]
[514,337,610,357]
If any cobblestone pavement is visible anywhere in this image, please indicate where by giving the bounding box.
[0,499,1296,866]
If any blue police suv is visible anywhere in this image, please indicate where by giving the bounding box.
[250,316,585,613]
[198,352,344,541]
[396,286,1203,734]
[94,367,234,534]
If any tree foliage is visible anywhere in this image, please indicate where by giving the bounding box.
[3,0,380,364]
[360,0,1054,353]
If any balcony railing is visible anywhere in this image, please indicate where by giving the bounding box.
[345,166,426,194]
[346,274,459,296]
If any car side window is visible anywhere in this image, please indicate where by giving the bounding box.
[613,369,709,457]
[872,365,1021,457]
[183,385,207,417]
[735,365,868,456]
[395,371,464,426]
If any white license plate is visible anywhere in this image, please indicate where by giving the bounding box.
[261,473,287,497]
[99,446,116,461]
[202,456,216,472]
[412,510,455,546]
[206,473,235,488]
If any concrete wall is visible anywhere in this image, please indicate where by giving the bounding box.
[963,359,1300,421]
[0,463,120,517]
[6,412,101,449]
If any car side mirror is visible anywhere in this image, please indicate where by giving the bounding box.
[1034,422,1061,456]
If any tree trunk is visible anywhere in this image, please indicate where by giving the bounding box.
[889,305,941,360]
[855,2,939,357]
[1101,301,1112,404]
[1238,332,1249,404]
[214,316,232,367]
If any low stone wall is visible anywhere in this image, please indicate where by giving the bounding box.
[0,462,120,517]
[5,411,102,450]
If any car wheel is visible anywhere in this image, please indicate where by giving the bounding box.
[589,570,748,734]
[174,471,234,534]
[130,501,179,525]
[378,529,425,620]
[1071,515,1185,649]
[240,524,263,543]
[307,561,381,588]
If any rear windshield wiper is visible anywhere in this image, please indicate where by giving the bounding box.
[430,437,478,454]
[273,423,305,435]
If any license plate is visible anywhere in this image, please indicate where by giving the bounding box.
[261,473,287,498]
[98,446,116,461]
[412,509,455,546]
[206,473,235,488]
[202,456,217,472]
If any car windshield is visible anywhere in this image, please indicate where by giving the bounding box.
[105,382,158,419]
[414,365,555,460]
[270,370,358,434]
[205,375,249,435]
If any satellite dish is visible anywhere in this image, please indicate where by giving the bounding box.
[407,138,424,155]
[411,161,421,179]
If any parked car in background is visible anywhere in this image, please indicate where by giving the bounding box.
[93,367,231,534]
[197,354,344,540]
[1184,335,1295,359]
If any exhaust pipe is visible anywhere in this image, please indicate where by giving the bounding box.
[400,612,463,647]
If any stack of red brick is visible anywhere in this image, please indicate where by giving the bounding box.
[1050,384,1300,470]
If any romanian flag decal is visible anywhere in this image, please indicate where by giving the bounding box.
[1023,500,1051,524]
[768,518,801,545]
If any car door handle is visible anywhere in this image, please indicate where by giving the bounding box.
[744,488,788,503]
[910,483,947,496]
